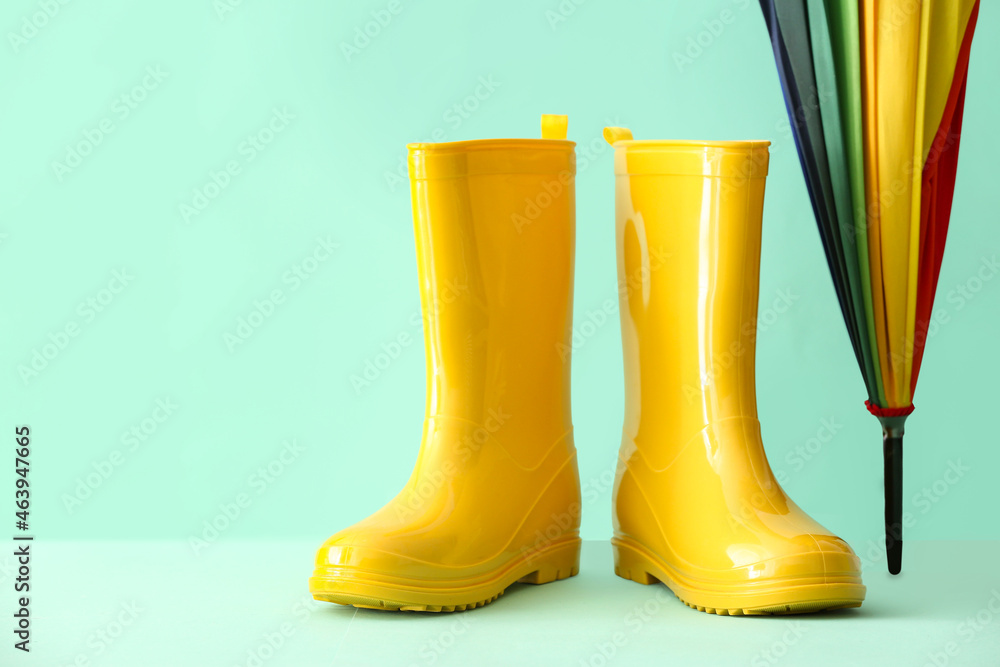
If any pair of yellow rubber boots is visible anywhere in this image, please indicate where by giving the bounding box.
[309,116,866,615]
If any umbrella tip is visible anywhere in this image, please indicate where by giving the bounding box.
[887,540,902,575]
[880,418,905,575]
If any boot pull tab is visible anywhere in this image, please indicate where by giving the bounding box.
[603,127,633,145]
[541,114,568,140]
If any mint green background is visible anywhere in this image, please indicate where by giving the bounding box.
[2,0,998,554]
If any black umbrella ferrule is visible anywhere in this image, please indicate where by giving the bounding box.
[877,414,907,575]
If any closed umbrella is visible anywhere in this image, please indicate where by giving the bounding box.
[758,0,981,574]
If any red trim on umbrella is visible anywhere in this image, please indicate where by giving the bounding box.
[865,400,915,418]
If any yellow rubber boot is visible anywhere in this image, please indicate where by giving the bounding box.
[604,128,866,615]
[310,116,580,612]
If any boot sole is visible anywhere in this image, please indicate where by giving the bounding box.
[612,537,865,616]
[310,537,580,612]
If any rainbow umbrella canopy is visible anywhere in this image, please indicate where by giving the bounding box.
[758,0,980,574]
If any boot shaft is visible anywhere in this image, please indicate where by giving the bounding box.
[407,118,577,465]
[606,129,771,450]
